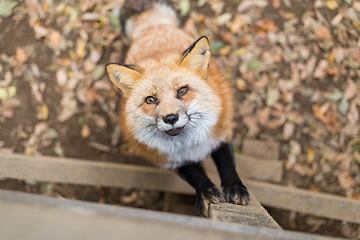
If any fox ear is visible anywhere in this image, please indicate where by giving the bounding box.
[180,36,211,78]
[106,63,142,97]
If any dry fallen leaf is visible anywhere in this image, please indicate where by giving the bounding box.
[326,0,338,10]
[307,147,315,164]
[90,141,111,152]
[40,104,49,120]
[347,101,359,125]
[257,19,279,32]
[15,47,28,63]
[344,80,358,100]
[324,108,339,134]
[230,16,245,33]
[312,104,324,120]
[313,26,332,40]
[57,93,77,122]
[76,38,86,59]
[0,70,13,87]
[283,122,295,140]
[337,172,354,190]
[0,1,18,18]
[258,107,270,126]
[49,30,61,46]
[313,59,328,79]
[0,86,17,100]
[243,115,260,134]
[266,88,280,107]
[81,124,91,138]
[272,0,280,8]
[235,78,247,90]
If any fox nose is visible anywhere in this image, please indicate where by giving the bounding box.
[163,114,178,125]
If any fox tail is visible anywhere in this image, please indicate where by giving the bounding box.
[121,0,179,40]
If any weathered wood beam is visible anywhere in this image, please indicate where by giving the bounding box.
[0,190,339,240]
[1,153,359,224]
[0,152,194,194]
[209,194,281,230]
[242,139,280,160]
[246,181,360,224]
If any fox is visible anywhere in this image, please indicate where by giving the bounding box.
[105,0,249,217]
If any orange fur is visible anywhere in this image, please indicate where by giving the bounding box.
[107,3,234,168]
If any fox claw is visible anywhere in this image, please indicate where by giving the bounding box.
[196,186,224,217]
[222,182,250,206]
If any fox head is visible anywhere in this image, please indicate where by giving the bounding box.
[106,37,222,162]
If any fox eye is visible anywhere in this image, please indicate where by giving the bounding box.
[145,96,157,104]
[177,86,189,98]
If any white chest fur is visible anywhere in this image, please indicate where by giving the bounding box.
[133,110,222,169]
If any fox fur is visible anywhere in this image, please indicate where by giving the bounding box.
[106,2,234,169]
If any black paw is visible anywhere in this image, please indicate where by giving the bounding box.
[222,181,250,205]
[196,186,225,217]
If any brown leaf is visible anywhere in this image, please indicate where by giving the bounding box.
[230,16,245,33]
[84,88,102,104]
[90,141,111,152]
[326,0,338,10]
[49,30,61,46]
[253,74,269,88]
[337,172,354,190]
[324,108,339,134]
[293,163,307,176]
[344,80,358,100]
[313,26,332,40]
[266,118,282,129]
[57,93,77,122]
[257,19,279,32]
[312,104,324,120]
[306,56,317,77]
[283,122,295,140]
[259,107,270,126]
[331,12,343,26]
[0,70,13,87]
[243,115,260,134]
[278,9,296,19]
[347,101,359,125]
[15,47,28,63]
[272,0,280,8]
[235,78,247,90]
[354,1,360,11]
[81,124,91,138]
[2,109,14,118]
[313,59,328,79]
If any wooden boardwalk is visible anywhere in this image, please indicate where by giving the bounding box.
[0,149,357,239]
[0,189,339,240]
[1,152,359,224]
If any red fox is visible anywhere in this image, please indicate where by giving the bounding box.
[106,0,249,217]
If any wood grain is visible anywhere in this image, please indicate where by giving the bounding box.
[1,152,359,223]
[209,195,281,230]
[242,139,280,160]
[0,190,337,240]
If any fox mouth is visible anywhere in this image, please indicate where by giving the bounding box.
[165,126,185,136]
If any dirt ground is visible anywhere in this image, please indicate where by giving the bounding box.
[0,0,360,238]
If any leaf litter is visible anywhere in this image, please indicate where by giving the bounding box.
[0,0,359,236]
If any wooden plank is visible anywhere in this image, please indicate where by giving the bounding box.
[1,153,360,224]
[0,152,194,194]
[0,190,338,240]
[246,181,360,224]
[242,139,280,160]
[203,154,283,183]
[235,154,282,182]
[209,194,281,230]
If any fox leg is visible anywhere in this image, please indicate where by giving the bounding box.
[211,142,250,205]
[178,162,224,217]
